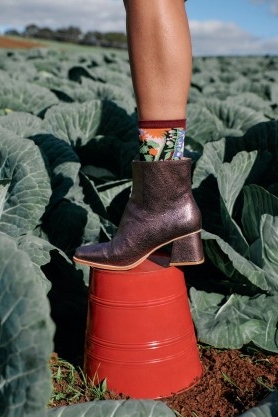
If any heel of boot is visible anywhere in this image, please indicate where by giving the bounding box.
[170,231,204,266]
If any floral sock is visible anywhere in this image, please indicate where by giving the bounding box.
[138,119,186,161]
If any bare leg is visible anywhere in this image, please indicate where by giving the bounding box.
[124,0,192,121]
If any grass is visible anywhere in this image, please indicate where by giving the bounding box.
[221,371,243,392]
[48,355,109,407]
[257,376,276,392]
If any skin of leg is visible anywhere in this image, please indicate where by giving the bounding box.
[123,0,192,121]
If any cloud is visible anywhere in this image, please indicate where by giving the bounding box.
[189,20,278,55]
[0,0,126,33]
[1,1,278,55]
[249,0,278,15]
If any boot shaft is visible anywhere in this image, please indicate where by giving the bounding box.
[131,159,194,212]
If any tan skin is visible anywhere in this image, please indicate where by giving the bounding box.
[123,0,192,121]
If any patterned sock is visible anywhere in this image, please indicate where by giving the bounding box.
[138,119,186,161]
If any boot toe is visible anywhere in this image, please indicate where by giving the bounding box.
[75,243,98,261]
[74,242,111,265]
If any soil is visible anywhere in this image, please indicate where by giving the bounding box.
[48,347,278,416]
[0,35,44,49]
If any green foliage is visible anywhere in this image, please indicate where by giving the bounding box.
[190,121,278,352]
[0,133,51,238]
[0,48,278,416]
[0,76,59,115]
[0,233,55,417]
[47,400,175,417]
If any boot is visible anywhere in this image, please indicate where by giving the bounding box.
[73,159,204,270]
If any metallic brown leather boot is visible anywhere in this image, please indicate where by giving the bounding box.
[73,159,204,270]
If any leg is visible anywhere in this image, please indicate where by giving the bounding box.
[73,0,204,270]
[124,0,192,160]
[124,0,192,121]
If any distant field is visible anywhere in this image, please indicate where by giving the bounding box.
[0,35,120,53]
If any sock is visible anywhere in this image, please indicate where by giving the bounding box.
[138,119,186,162]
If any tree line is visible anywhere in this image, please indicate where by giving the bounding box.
[5,24,127,49]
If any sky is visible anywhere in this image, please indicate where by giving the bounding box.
[0,0,278,56]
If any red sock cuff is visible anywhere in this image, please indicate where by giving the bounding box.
[138,119,186,129]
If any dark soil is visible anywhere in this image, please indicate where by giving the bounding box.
[48,347,278,416]
[164,347,278,416]
[0,36,44,49]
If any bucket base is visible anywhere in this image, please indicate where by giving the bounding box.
[84,256,202,399]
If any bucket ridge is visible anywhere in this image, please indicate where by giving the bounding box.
[86,343,199,365]
[89,291,186,308]
[88,331,195,350]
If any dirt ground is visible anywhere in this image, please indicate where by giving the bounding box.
[164,347,278,416]
[0,36,44,49]
[49,347,278,416]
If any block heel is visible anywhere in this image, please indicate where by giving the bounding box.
[170,231,204,266]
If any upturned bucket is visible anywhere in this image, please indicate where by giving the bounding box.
[84,257,202,398]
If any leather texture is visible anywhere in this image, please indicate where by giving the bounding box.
[74,159,203,269]
[170,232,204,265]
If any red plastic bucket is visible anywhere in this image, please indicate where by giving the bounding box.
[84,257,202,398]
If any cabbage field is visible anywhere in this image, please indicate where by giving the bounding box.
[0,46,278,416]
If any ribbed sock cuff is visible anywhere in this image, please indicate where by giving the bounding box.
[138,119,186,129]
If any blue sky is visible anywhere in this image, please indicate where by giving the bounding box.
[187,0,278,39]
[0,0,278,55]
[187,0,278,54]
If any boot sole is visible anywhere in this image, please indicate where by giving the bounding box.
[73,230,205,271]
